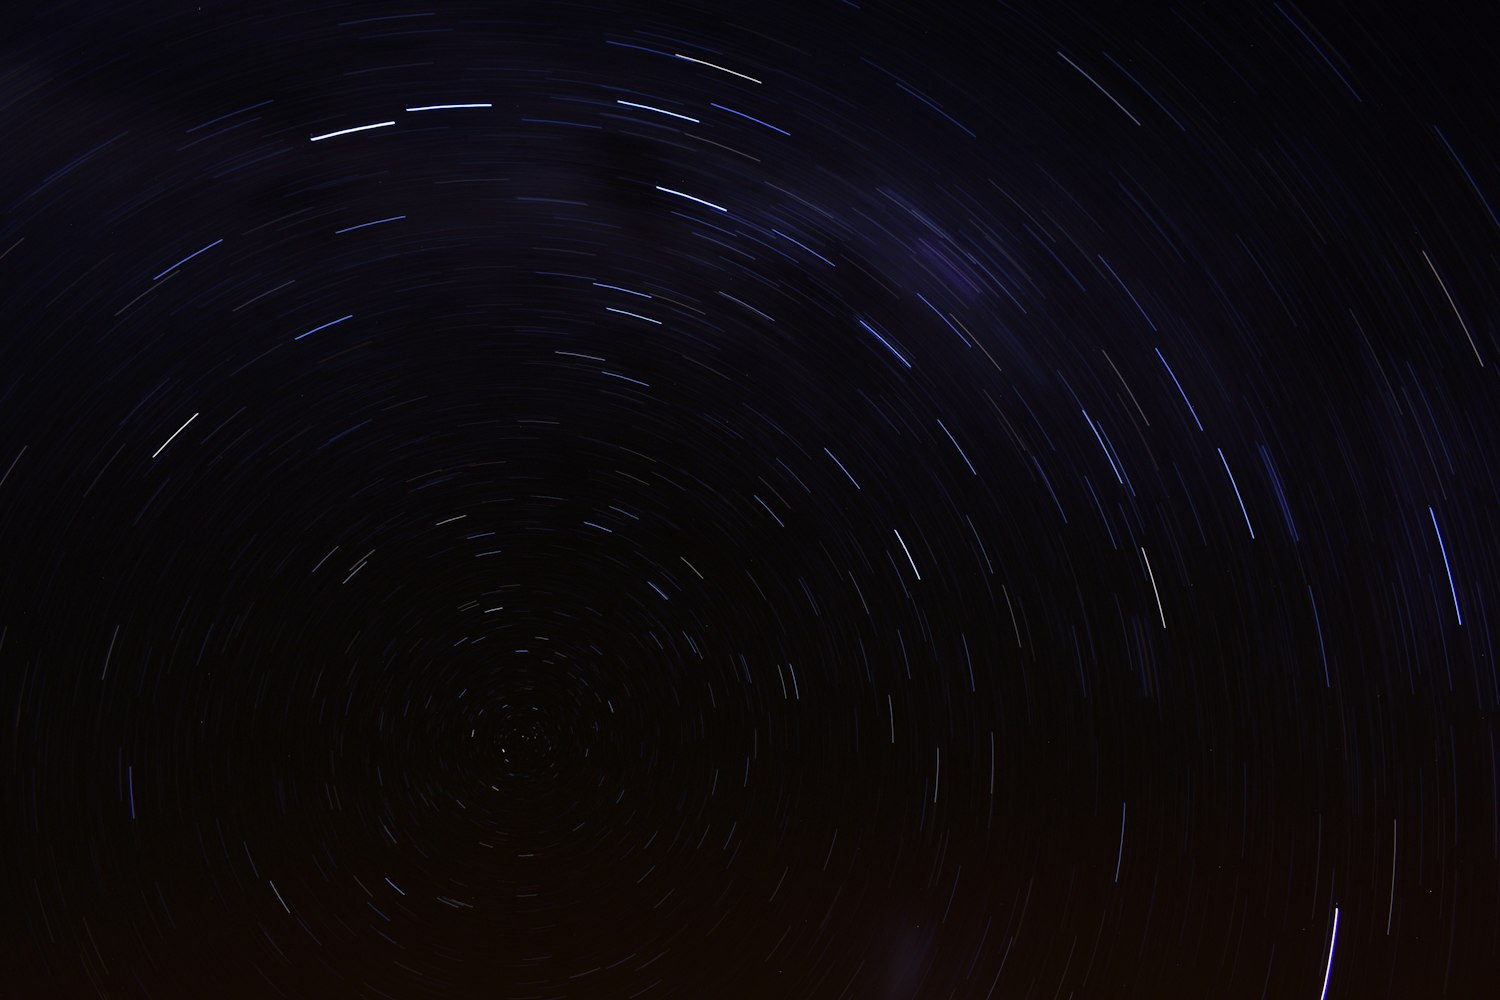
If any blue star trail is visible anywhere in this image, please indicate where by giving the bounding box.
[1,2,1495,998]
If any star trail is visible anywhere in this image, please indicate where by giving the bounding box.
[3,1,1499,997]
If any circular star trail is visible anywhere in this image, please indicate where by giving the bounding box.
[3,1,1499,997]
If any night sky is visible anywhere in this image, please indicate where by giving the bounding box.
[3,1,1499,996]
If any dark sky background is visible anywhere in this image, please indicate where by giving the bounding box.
[3,0,1499,996]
